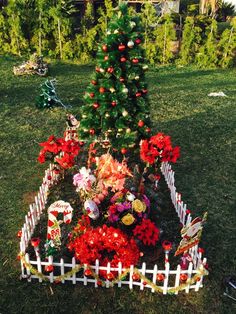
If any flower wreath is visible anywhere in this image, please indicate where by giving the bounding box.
[68,224,140,278]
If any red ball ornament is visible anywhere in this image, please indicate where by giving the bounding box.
[142,89,148,94]
[102,44,108,52]
[93,103,100,109]
[119,77,125,82]
[106,272,114,281]
[89,129,95,135]
[143,281,147,286]
[120,57,126,62]
[96,67,100,73]
[84,269,92,277]
[180,274,188,282]
[132,273,140,281]
[156,273,165,282]
[138,120,144,127]
[136,92,142,97]
[132,58,139,64]
[90,92,95,98]
[99,87,106,93]
[162,240,172,252]
[45,265,54,273]
[118,43,126,51]
[121,148,127,154]
[47,175,52,180]
[31,237,40,247]
[17,230,22,238]
[135,38,141,45]
[91,80,97,85]
[104,55,109,61]
[145,127,151,133]
[111,101,117,107]
[107,67,114,73]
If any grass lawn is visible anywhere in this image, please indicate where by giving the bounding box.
[0,56,235,314]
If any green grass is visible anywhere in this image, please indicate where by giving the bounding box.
[0,56,236,314]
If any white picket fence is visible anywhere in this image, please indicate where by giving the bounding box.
[18,129,208,294]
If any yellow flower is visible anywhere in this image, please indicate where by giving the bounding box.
[132,199,146,213]
[121,213,135,225]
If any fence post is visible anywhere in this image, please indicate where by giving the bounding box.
[25,253,32,282]
[117,262,122,288]
[163,262,170,295]
[60,258,65,283]
[152,265,158,293]
[185,262,193,293]
[72,257,76,284]
[95,259,99,288]
[105,262,111,288]
[129,265,134,290]
[83,264,88,286]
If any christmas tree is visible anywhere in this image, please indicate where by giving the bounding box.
[78,2,151,153]
[36,79,67,109]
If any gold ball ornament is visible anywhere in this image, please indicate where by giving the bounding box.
[105,113,110,118]
[110,87,115,93]
[126,128,131,133]
[142,65,148,71]
[114,29,119,34]
[135,76,140,80]
[122,87,129,94]
[122,110,128,117]
[82,114,87,118]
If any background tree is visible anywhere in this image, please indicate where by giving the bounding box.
[5,0,28,56]
[78,2,151,152]
[195,18,218,67]
[218,17,236,67]
[0,8,10,54]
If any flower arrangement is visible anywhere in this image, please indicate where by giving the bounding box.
[35,131,181,277]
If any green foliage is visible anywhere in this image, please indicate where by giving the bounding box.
[195,19,218,68]
[0,10,10,54]
[218,17,236,67]
[97,0,115,36]
[5,0,28,56]
[74,2,97,63]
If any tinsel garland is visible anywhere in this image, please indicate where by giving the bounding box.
[19,253,208,294]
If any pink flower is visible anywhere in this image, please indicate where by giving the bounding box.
[73,167,96,192]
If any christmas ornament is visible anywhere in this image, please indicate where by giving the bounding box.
[99,87,106,93]
[47,201,74,248]
[82,114,87,119]
[31,238,41,248]
[105,113,110,118]
[45,265,54,273]
[127,40,134,48]
[89,129,95,135]
[156,273,165,282]
[121,148,127,154]
[126,128,131,133]
[122,110,128,117]
[110,87,115,93]
[136,92,142,97]
[107,67,114,74]
[93,103,100,109]
[84,199,99,220]
[142,89,148,94]
[102,44,108,52]
[162,240,172,253]
[132,58,139,64]
[130,21,136,28]
[180,274,188,282]
[100,68,105,73]
[119,77,125,82]
[175,213,207,256]
[90,92,95,98]
[106,272,115,280]
[91,80,97,85]
[111,101,117,107]
[138,120,144,127]
[118,43,126,51]
[17,230,22,238]
[120,57,127,62]
[142,65,148,71]
[132,273,140,281]
[84,269,92,276]
[135,76,140,80]
[135,38,141,45]
[145,127,151,133]
[122,87,128,94]
[114,29,119,34]
[104,55,109,61]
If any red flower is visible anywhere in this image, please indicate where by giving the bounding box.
[61,139,81,156]
[133,219,160,246]
[140,140,158,164]
[55,153,75,169]
[37,149,46,163]
[39,135,62,154]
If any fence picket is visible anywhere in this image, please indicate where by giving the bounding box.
[105,262,111,288]
[140,263,146,290]
[118,262,122,287]
[152,265,158,293]
[174,265,181,295]
[129,265,134,290]
[185,262,193,293]
[95,259,99,288]
[25,253,31,282]
[48,255,54,283]
[60,258,65,283]
[163,263,170,294]
[83,264,88,286]
[72,257,76,284]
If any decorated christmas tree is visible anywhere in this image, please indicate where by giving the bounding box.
[36,79,67,109]
[78,2,151,153]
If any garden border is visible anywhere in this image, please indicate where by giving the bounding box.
[18,128,208,294]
